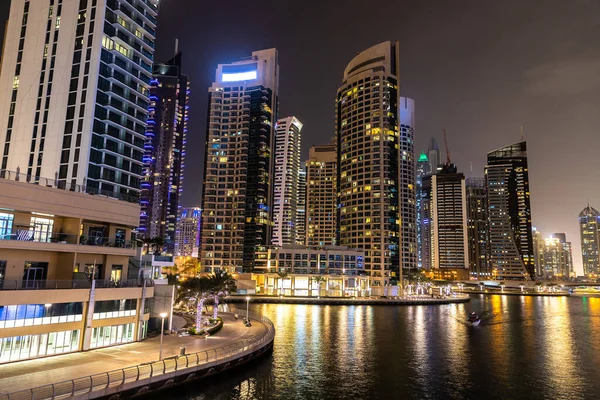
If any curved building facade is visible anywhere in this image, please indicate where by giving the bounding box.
[336,41,401,290]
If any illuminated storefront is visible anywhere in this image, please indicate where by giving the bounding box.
[0,330,80,363]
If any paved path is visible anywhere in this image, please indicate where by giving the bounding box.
[0,313,267,395]
[227,294,470,306]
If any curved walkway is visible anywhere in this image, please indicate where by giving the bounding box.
[0,313,266,395]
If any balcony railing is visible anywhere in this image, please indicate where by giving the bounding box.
[0,279,153,291]
[0,169,139,203]
[0,230,137,249]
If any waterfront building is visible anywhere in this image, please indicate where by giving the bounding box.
[306,142,337,247]
[399,97,417,276]
[423,164,469,280]
[579,205,600,276]
[0,0,158,199]
[416,152,432,270]
[139,53,190,254]
[336,41,401,292]
[199,49,279,274]
[466,177,489,278]
[175,207,201,257]
[272,116,303,246]
[485,142,534,280]
[253,245,368,297]
[0,173,154,363]
[296,165,307,245]
[532,226,544,277]
[541,233,573,279]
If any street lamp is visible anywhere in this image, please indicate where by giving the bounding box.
[245,296,250,324]
[159,312,167,361]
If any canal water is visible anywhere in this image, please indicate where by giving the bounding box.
[159,295,600,399]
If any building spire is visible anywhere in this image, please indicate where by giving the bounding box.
[174,38,179,56]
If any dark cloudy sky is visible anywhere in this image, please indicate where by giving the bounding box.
[2,0,599,273]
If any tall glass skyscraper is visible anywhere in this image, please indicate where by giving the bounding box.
[485,141,534,280]
[579,205,600,276]
[336,41,400,292]
[200,49,279,273]
[466,177,488,278]
[140,52,189,253]
[399,97,417,276]
[0,0,158,200]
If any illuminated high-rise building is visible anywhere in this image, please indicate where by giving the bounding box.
[140,52,190,253]
[272,116,303,246]
[296,165,307,245]
[175,207,201,257]
[541,233,574,279]
[427,138,441,174]
[485,141,534,280]
[399,97,417,275]
[0,0,158,199]
[532,226,544,277]
[466,177,488,278]
[200,48,279,273]
[579,205,600,276]
[306,142,337,247]
[336,41,400,292]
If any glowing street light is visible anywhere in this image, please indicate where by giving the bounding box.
[159,312,167,361]
[245,296,250,324]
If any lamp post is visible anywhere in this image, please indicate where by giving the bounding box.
[245,296,250,324]
[159,312,167,361]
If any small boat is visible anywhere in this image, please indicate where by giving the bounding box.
[467,312,481,326]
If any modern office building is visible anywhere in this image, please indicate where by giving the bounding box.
[306,142,337,247]
[485,142,534,280]
[399,97,417,276]
[0,0,158,200]
[423,164,469,280]
[532,227,545,277]
[0,172,154,364]
[272,116,303,246]
[200,48,279,274]
[175,207,201,257]
[139,52,190,254]
[579,205,600,276]
[296,165,306,245]
[253,245,368,297]
[416,152,431,270]
[541,233,573,279]
[336,41,400,292]
[466,177,489,278]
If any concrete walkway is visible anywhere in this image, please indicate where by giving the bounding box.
[0,313,267,395]
[227,294,470,306]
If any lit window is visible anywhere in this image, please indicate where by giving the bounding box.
[13,76,19,89]
[101,35,114,50]
[55,16,60,29]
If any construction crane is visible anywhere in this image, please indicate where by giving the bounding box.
[443,128,451,165]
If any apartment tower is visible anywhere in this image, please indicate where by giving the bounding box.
[306,142,337,247]
[579,205,600,276]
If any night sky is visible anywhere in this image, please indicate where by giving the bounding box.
[1,0,599,273]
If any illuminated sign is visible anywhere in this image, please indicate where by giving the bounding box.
[221,63,258,82]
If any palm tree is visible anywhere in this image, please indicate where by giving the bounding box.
[276,270,289,296]
[312,276,326,298]
[176,276,213,331]
[207,271,237,319]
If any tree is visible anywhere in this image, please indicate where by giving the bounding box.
[312,276,326,297]
[276,271,289,296]
[176,277,212,331]
[207,271,237,319]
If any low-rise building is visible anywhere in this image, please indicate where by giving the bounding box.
[0,172,154,363]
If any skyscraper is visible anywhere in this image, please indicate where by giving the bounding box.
[416,152,430,269]
[579,205,600,276]
[427,138,441,174]
[466,177,489,278]
[0,0,158,199]
[532,226,544,277]
[399,97,417,275]
[336,41,400,292]
[540,233,573,279]
[175,207,201,257]
[424,164,469,279]
[296,165,307,245]
[272,116,302,246]
[200,48,279,273]
[485,142,534,280]
[140,52,190,253]
[306,142,337,247]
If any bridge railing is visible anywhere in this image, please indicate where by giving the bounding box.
[0,310,274,400]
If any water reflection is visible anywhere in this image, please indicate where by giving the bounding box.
[160,296,600,400]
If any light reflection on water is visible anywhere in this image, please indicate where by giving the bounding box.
[160,296,600,400]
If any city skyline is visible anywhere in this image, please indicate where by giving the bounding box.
[1,0,598,273]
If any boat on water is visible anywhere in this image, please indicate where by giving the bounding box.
[467,312,481,326]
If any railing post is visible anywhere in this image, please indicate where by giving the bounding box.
[122,369,125,384]
[105,372,110,388]
[136,366,140,381]
[89,375,93,392]
[72,380,75,396]
[52,384,55,399]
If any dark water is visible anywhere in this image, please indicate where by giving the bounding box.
[160,295,600,400]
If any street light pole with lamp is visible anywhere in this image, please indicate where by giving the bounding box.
[159,312,167,361]
[245,296,251,326]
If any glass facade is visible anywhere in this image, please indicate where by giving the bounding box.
[90,323,135,348]
[0,330,80,363]
[0,302,83,329]
[93,299,137,319]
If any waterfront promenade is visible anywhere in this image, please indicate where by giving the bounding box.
[227,294,470,305]
[0,313,268,396]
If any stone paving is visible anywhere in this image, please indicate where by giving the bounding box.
[0,313,267,394]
